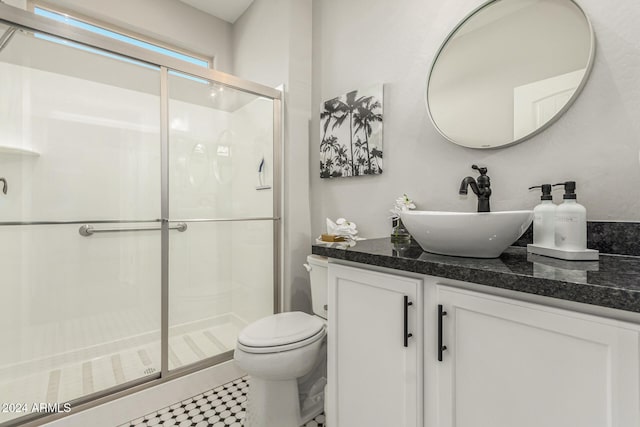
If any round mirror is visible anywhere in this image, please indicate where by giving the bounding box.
[426,0,595,149]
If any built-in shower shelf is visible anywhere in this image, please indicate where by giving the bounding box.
[0,145,40,156]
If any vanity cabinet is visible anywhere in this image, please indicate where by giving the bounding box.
[325,260,640,427]
[327,263,423,427]
[434,285,640,427]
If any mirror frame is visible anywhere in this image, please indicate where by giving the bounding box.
[425,0,596,149]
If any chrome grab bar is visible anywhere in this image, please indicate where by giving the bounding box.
[79,222,187,237]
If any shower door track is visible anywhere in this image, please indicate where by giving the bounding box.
[0,4,283,427]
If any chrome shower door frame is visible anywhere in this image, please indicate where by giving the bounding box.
[0,4,282,426]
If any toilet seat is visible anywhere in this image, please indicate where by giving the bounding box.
[237,328,325,354]
[237,312,326,354]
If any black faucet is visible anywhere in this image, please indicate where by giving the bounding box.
[459,165,491,212]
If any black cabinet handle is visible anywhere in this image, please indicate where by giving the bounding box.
[403,296,413,347]
[438,304,448,361]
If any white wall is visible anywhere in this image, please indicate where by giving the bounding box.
[310,0,640,239]
[39,0,234,72]
[233,0,314,312]
[232,0,289,86]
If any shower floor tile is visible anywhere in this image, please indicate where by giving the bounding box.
[118,376,326,427]
[0,319,241,424]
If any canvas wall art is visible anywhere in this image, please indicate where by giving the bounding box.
[320,85,383,178]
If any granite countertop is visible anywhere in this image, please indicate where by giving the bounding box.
[312,238,640,314]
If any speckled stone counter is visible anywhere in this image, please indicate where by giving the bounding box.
[312,238,640,314]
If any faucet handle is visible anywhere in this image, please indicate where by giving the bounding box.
[471,164,488,176]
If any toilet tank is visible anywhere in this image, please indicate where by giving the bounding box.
[306,255,328,319]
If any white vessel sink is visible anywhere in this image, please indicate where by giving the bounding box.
[399,210,534,258]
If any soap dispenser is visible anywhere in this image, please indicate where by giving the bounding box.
[553,181,586,251]
[528,184,556,248]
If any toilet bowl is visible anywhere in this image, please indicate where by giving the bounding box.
[234,255,328,427]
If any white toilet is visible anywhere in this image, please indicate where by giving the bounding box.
[234,255,328,427]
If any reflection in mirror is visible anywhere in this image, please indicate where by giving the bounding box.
[426,0,595,149]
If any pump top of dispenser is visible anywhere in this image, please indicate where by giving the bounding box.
[529,184,553,201]
[554,181,577,199]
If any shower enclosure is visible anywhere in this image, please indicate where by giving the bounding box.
[0,5,281,426]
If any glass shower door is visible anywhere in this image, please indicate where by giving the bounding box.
[167,71,276,370]
[0,25,162,423]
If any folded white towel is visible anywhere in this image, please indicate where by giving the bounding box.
[326,217,359,238]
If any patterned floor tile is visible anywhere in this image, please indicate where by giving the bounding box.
[120,376,325,427]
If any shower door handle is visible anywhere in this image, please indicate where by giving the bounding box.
[79,222,187,236]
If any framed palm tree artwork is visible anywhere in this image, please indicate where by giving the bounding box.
[320,84,383,178]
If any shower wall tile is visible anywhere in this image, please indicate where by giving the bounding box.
[0,61,161,222]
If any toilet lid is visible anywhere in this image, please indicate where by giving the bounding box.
[238,312,325,348]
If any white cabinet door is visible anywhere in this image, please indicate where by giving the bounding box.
[435,285,640,427]
[327,264,422,427]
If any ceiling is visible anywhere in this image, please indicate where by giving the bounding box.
[178,0,255,24]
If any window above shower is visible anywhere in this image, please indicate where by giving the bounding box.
[32,4,212,69]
